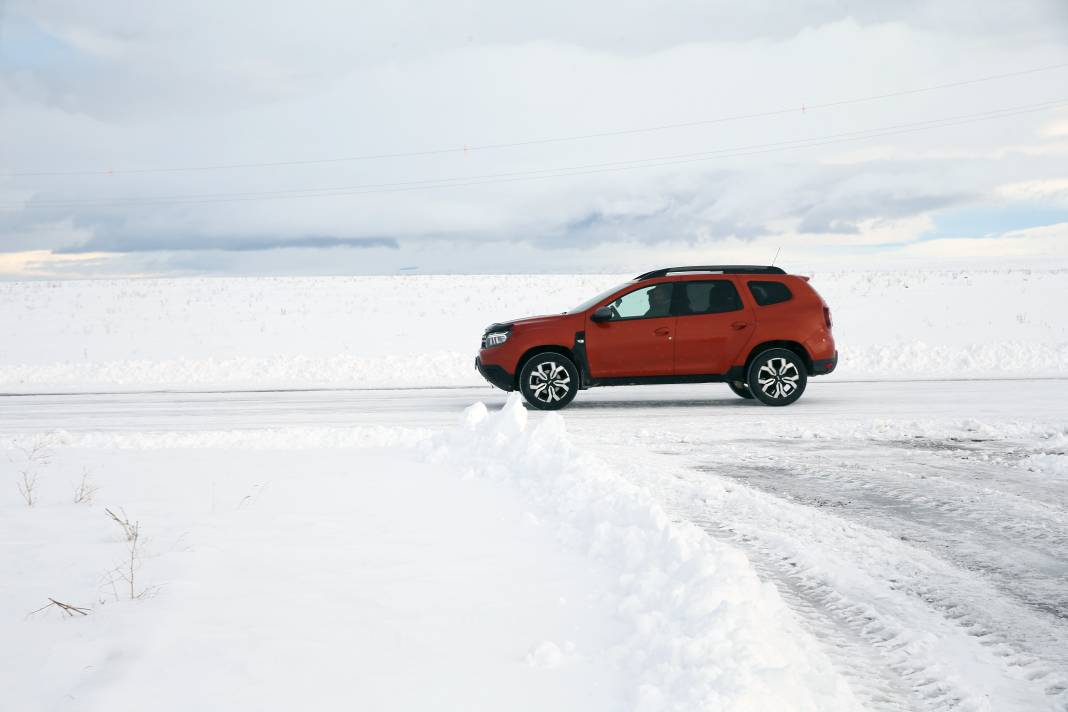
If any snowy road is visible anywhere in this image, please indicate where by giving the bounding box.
[4,379,1068,711]
[3,378,1066,430]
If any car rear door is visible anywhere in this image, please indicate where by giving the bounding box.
[672,278,754,375]
[585,283,675,378]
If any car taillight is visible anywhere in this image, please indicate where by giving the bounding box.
[823,306,832,328]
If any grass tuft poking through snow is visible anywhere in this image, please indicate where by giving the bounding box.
[433,394,860,712]
[12,436,53,507]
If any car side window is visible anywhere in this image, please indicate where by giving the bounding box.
[748,280,792,306]
[605,284,674,320]
[676,280,743,315]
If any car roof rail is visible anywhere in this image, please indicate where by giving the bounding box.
[635,265,787,280]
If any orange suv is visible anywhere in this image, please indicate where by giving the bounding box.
[475,266,837,409]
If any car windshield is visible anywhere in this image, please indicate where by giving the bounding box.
[568,281,634,313]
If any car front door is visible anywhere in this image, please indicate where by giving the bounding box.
[672,278,754,375]
[585,283,676,378]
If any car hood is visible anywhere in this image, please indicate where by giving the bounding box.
[484,313,577,333]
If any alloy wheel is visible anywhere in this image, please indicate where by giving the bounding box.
[756,357,801,400]
[527,361,571,404]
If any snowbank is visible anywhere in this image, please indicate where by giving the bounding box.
[0,424,434,451]
[1,269,1065,391]
[434,394,859,711]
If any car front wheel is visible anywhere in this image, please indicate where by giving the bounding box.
[518,352,579,410]
[746,348,807,406]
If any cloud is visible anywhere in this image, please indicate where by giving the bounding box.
[3,2,1068,276]
[53,235,399,253]
[0,250,118,278]
[995,178,1068,204]
[795,190,971,234]
[898,221,1068,258]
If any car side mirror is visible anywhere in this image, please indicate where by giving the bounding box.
[591,307,613,323]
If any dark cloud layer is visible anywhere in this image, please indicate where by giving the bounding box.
[53,235,399,253]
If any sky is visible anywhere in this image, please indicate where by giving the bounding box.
[1,1,1067,278]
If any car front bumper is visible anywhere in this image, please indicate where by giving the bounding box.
[475,356,514,391]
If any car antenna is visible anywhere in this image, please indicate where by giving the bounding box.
[771,246,781,267]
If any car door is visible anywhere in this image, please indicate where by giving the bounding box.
[585,283,676,378]
[672,278,754,375]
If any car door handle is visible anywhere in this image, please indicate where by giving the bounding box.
[731,321,750,330]
[654,327,671,336]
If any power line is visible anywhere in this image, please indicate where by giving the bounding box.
[9,97,1064,209]
[6,62,1068,178]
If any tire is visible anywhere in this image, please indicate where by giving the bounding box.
[728,380,755,399]
[746,348,807,406]
[518,352,580,410]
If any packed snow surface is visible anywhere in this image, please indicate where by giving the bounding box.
[1,269,1065,391]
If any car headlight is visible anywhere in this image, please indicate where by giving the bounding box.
[483,331,510,348]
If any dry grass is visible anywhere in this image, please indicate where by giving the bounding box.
[14,437,53,507]
[72,469,99,505]
[28,598,91,618]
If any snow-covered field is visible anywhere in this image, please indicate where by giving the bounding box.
[2,397,862,712]
[1,269,1066,392]
[3,269,1067,711]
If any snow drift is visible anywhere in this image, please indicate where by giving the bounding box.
[435,394,859,711]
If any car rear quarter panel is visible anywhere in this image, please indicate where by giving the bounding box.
[735,276,836,363]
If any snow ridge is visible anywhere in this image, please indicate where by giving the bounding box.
[433,395,860,712]
[0,425,433,451]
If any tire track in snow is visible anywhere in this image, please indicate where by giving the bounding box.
[588,441,1068,712]
[685,515,920,712]
[688,516,966,712]
[671,477,1068,712]
[708,441,1068,620]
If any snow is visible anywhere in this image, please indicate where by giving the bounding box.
[1023,452,1068,478]
[1,393,863,712]
[2,268,1066,711]
[0,425,435,451]
[1,268,1065,392]
[438,395,858,710]
[550,381,1068,712]
[2,424,632,710]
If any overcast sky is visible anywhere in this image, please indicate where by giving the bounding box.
[2,1,1067,278]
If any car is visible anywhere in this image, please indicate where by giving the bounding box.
[475,265,837,410]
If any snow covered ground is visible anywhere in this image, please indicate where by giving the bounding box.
[2,395,863,712]
[0,268,1065,392]
[2,269,1067,711]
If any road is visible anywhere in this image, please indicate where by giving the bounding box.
[3,379,1067,711]
[3,378,1065,431]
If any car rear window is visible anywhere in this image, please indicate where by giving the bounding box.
[748,280,792,306]
[676,280,743,315]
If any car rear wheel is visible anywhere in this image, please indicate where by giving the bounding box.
[746,348,807,406]
[518,353,579,410]
[728,380,754,399]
